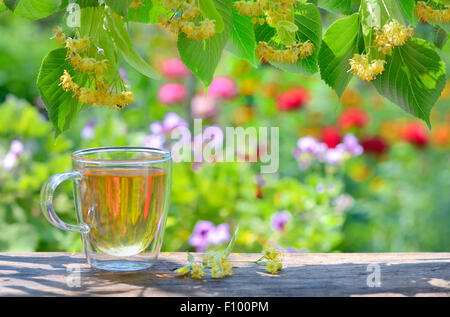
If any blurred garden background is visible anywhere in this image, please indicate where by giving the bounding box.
[0,8,449,254]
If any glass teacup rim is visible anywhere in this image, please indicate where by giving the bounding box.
[72,146,172,165]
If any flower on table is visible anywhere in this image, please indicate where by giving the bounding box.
[190,262,206,280]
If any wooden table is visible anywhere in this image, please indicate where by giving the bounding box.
[0,252,449,297]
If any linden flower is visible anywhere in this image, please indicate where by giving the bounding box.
[158,1,217,40]
[190,263,206,280]
[233,0,267,17]
[266,260,282,274]
[262,246,281,262]
[348,54,386,82]
[256,41,314,64]
[373,20,414,55]
[59,70,78,93]
[51,27,66,45]
[415,1,450,24]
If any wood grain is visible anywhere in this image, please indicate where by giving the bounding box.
[0,252,449,297]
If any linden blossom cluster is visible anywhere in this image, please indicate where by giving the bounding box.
[176,250,234,280]
[158,0,216,40]
[234,0,297,25]
[234,0,314,64]
[348,54,386,82]
[348,20,413,82]
[53,28,134,109]
[256,40,314,64]
[415,1,450,24]
[176,246,283,280]
[373,20,414,55]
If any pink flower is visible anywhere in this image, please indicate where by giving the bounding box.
[158,83,187,105]
[207,76,237,99]
[189,221,230,252]
[191,95,218,118]
[160,58,190,79]
[143,134,166,149]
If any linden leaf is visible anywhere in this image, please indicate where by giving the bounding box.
[372,38,447,128]
[37,48,85,136]
[178,0,232,86]
[318,14,360,97]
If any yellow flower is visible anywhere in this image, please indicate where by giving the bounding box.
[373,20,413,55]
[190,263,206,280]
[52,27,66,45]
[263,246,281,262]
[348,54,386,81]
[266,260,282,274]
[415,2,450,24]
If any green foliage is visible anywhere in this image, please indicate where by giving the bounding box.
[372,38,447,128]
[3,0,448,131]
[319,14,361,97]
[178,0,233,86]
[37,48,84,137]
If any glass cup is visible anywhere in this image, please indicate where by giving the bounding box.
[40,147,172,271]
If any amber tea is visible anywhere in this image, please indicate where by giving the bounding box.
[78,166,167,257]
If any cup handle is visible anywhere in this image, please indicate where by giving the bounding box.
[40,171,89,234]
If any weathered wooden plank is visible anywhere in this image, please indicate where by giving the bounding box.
[0,252,449,297]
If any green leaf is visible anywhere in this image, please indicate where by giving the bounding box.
[318,14,360,97]
[257,3,322,75]
[224,226,240,255]
[13,0,60,20]
[178,0,233,86]
[228,8,257,66]
[127,0,157,23]
[105,0,130,18]
[317,0,354,15]
[4,0,20,11]
[199,0,224,33]
[398,0,417,26]
[372,38,447,127]
[37,48,84,136]
[105,11,159,79]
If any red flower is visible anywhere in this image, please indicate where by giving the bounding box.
[321,126,341,148]
[401,122,429,148]
[276,87,310,111]
[361,136,389,156]
[338,107,369,129]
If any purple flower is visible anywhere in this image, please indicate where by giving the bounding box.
[189,221,231,252]
[325,147,344,165]
[271,210,291,233]
[337,133,364,156]
[2,140,24,170]
[150,112,188,135]
[293,136,327,169]
[81,120,96,140]
[143,134,166,149]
